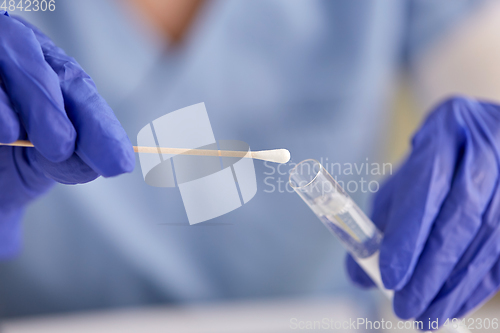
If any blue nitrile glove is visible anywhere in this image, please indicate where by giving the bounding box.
[0,11,135,258]
[346,96,500,330]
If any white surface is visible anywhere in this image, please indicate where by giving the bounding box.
[379,296,499,333]
[0,298,362,333]
[2,296,496,333]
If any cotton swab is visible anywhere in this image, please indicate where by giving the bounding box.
[0,140,291,164]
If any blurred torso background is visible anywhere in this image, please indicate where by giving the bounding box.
[0,0,483,318]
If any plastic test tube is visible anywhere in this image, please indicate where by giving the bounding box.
[289,159,471,333]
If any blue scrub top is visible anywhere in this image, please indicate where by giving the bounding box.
[0,0,479,317]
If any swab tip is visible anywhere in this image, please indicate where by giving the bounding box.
[281,149,291,163]
[253,149,290,163]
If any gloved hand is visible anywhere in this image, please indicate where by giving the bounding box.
[0,11,135,258]
[346,96,500,330]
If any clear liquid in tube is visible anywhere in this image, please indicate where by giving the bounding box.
[311,193,382,258]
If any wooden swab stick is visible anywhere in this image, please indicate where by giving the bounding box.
[0,140,291,164]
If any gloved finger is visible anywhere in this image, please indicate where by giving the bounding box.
[0,146,54,205]
[345,253,376,288]
[27,149,98,185]
[13,16,134,177]
[378,98,463,291]
[0,14,75,162]
[449,103,500,319]
[416,183,500,325]
[370,168,399,231]
[417,230,500,329]
[453,257,500,319]
[0,85,20,143]
[393,100,498,319]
